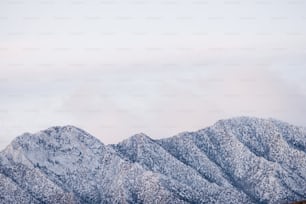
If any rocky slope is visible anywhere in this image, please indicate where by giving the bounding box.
[0,117,305,203]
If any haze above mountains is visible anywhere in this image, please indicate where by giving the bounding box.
[0,117,306,203]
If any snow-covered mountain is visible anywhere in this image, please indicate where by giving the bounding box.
[0,117,306,203]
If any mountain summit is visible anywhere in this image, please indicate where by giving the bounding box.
[0,117,306,203]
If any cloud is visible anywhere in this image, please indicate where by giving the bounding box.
[53,65,306,145]
[150,66,306,133]
[1,0,306,149]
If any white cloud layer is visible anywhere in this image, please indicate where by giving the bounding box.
[0,0,306,149]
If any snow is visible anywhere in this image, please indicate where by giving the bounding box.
[0,117,305,203]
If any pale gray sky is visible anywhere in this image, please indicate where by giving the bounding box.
[1,0,306,149]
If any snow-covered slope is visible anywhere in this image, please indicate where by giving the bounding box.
[0,117,306,203]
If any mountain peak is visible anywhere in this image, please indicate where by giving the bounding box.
[0,116,306,203]
[11,124,103,149]
[213,116,292,127]
[128,133,152,142]
[213,116,265,126]
[44,125,82,133]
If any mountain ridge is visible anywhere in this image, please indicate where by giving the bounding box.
[0,116,306,203]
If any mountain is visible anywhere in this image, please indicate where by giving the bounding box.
[0,117,305,203]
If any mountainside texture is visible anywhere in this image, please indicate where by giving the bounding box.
[0,117,306,203]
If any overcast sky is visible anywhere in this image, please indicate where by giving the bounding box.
[0,0,306,149]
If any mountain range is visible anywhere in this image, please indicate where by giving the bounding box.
[0,117,306,203]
